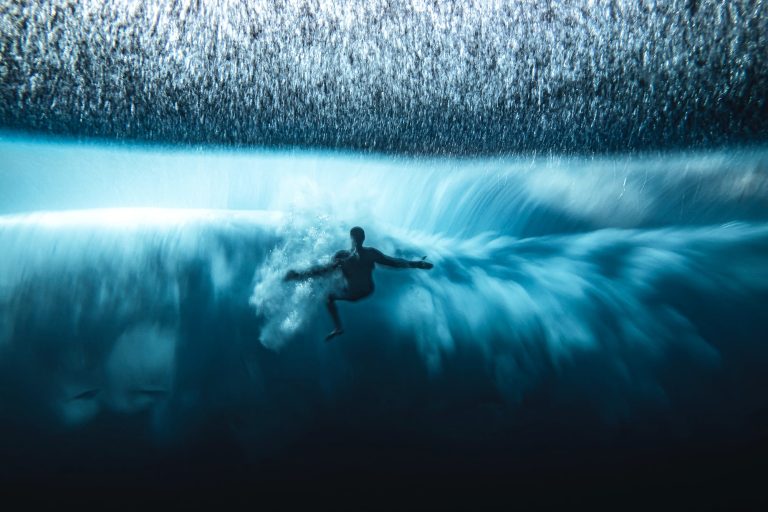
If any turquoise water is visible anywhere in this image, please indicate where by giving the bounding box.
[1,136,767,504]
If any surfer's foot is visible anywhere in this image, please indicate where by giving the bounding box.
[325,328,344,342]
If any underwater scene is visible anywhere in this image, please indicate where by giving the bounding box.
[1,1,767,508]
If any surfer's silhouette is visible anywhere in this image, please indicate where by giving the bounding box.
[284,226,433,341]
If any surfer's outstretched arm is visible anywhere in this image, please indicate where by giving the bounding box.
[284,261,340,281]
[372,249,433,269]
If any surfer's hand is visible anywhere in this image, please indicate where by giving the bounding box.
[284,270,301,281]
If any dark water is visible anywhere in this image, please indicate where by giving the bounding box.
[2,1,768,508]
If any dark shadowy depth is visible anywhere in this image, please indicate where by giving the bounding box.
[0,208,767,508]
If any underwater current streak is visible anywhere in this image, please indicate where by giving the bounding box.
[1,0,767,153]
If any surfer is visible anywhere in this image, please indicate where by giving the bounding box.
[284,226,433,341]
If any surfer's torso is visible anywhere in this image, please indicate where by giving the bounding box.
[337,247,381,297]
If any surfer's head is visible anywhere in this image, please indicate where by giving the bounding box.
[350,226,365,247]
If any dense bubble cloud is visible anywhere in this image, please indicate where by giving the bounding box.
[1,0,767,154]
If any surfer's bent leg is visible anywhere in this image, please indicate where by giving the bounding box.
[326,293,343,331]
[325,290,371,341]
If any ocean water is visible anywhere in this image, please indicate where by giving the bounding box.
[1,0,768,508]
[1,137,767,505]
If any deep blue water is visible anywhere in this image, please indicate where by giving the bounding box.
[0,137,767,507]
